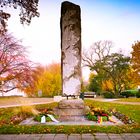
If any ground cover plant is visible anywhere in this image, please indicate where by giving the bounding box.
[0,99,139,134]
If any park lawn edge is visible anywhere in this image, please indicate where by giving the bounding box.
[117,98,140,102]
[0,100,140,134]
[0,124,140,134]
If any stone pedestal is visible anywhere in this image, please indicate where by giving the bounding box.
[54,99,88,121]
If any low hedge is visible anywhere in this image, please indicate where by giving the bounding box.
[120,90,138,98]
[102,92,115,98]
[136,90,140,98]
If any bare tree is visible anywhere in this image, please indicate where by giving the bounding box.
[0,33,33,94]
[82,40,113,73]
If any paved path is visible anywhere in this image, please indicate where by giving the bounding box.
[0,98,140,108]
[0,133,140,140]
[90,98,140,105]
[109,101,140,105]
[0,101,54,108]
[0,98,54,108]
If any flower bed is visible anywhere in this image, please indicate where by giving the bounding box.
[109,109,135,124]
[86,107,114,124]
[86,107,135,124]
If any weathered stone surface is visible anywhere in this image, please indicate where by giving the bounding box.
[54,99,86,121]
[61,1,81,96]
[54,108,85,116]
[58,99,84,109]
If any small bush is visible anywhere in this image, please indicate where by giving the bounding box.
[86,112,109,121]
[103,92,115,98]
[120,90,137,98]
[86,113,97,121]
[136,90,140,98]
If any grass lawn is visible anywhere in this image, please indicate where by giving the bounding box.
[117,98,140,102]
[85,100,140,123]
[0,100,139,134]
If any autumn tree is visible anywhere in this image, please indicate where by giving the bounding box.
[0,0,40,34]
[20,65,45,97]
[35,63,61,97]
[102,53,131,95]
[23,63,61,97]
[83,40,113,93]
[0,33,33,95]
[101,80,113,92]
[88,72,101,93]
[131,41,140,85]
[89,53,131,96]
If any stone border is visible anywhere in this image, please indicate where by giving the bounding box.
[20,115,123,126]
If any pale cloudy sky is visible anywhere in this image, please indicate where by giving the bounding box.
[5,0,140,80]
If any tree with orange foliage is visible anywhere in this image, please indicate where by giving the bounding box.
[0,33,33,95]
[21,65,45,97]
[87,52,131,96]
[102,80,113,92]
[35,63,61,97]
[131,41,140,85]
[22,63,61,97]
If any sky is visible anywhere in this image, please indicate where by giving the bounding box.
[5,0,140,81]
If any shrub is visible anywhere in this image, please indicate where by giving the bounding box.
[120,90,137,98]
[86,112,97,121]
[86,113,109,121]
[103,92,115,98]
[136,90,140,98]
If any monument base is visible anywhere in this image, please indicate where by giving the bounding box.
[54,99,89,121]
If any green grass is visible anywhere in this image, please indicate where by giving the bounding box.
[0,102,58,125]
[0,100,139,134]
[0,124,139,134]
[85,100,140,123]
[117,98,140,102]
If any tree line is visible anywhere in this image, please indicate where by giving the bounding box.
[0,1,140,97]
[0,32,140,97]
[83,40,140,97]
[0,34,61,97]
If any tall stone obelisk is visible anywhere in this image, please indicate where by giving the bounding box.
[54,2,86,121]
[61,1,82,96]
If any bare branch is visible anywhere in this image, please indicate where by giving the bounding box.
[0,33,33,94]
[82,40,113,70]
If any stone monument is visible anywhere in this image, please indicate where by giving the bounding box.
[61,1,82,97]
[54,1,87,121]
